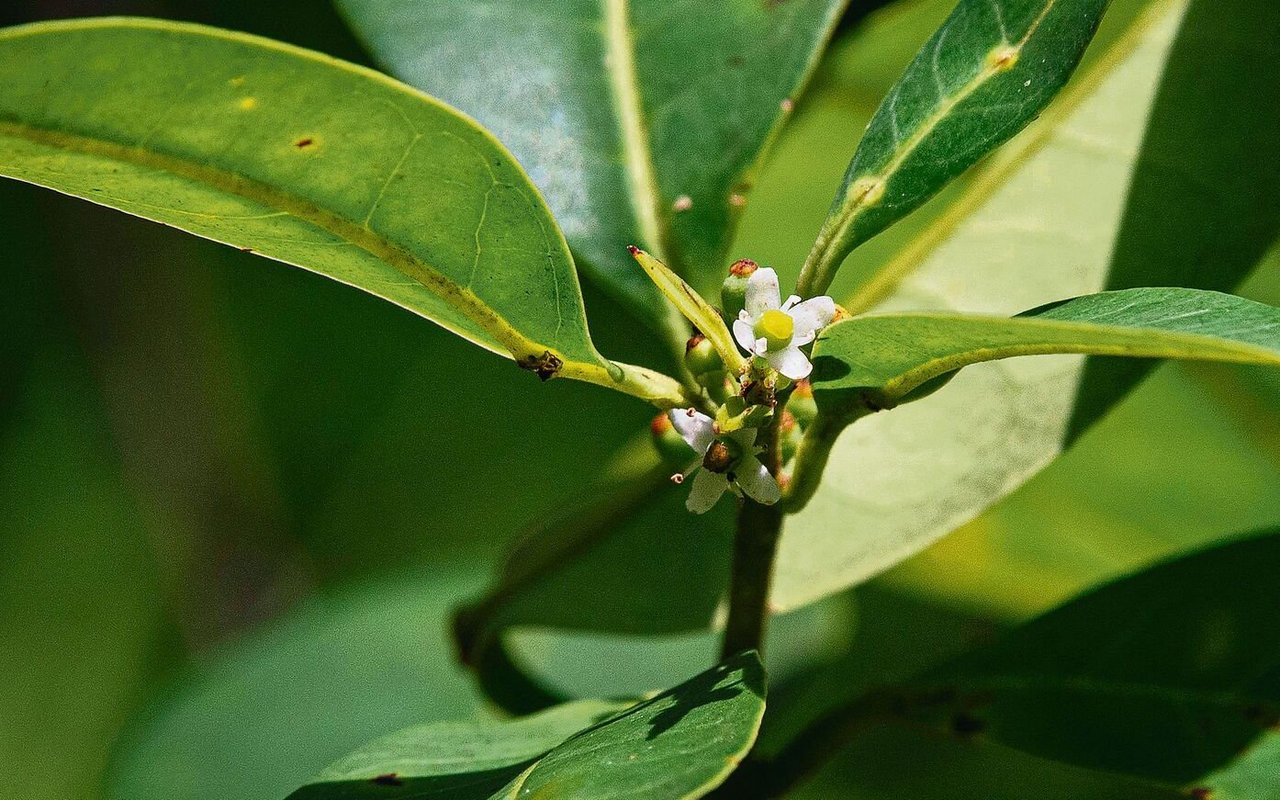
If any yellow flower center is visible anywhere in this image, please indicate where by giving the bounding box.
[753,309,794,351]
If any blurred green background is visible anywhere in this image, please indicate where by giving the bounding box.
[1,1,1276,799]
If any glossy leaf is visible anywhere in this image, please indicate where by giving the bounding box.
[797,0,1110,295]
[810,288,1280,413]
[289,701,629,799]
[0,18,685,404]
[905,529,1280,794]
[774,0,1280,611]
[337,0,847,342]
[448,0,1207,647]
[290,652,766,800]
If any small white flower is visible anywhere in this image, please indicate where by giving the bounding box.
[732,268,835,380]
[668,408,781,514]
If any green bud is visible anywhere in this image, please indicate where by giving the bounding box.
[650,413,693,465]
[720,259,757,322]
[684,334,723,377]
[788,379,817,428]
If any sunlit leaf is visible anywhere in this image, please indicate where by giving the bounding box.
[290,652,766,800]
[810,288,1280,415]
[0,18,684,404]
[797,0,1109,295]
[337,0,847,343]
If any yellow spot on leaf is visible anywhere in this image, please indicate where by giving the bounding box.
[986,45,1020,71]
[238,97,258,111]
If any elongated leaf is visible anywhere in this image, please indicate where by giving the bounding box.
[0,18,684,404]
[449,0,1280,662]
[775,0,1280,611]
[336,0,847,342]
[810,288,1280,412]
[289,701,629,799]
[629,247,746,373]
[797,0,1110,294]
[290,652,766,800]
[893,529,1280,795]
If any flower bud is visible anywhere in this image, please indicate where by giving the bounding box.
[720,259,758,322]
[684,334,723,378]
[788,380,817,428]
[650,413,693,465]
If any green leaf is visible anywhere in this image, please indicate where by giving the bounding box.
[336,0,847,343]
[629,247,746,374]
[289,652,766,800]
[449,0,1280,656]
[107,571,488,800]
[797,0,1110,295]
[289,701,630,799]
[810,288,1280,414]
[900,528,1280,795]
[774,0,1280,612]
[793,725,1186,800]
[0,18,685,405]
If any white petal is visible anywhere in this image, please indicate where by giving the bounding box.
[734,457,781,505]
[669,408,715,453]
[733,318,757,353]
[789,296,836,339]
[767,345,813,380]
[745,268,781,316]
[780,294,802,311]
[754,337,769,356]
[687,468,730,514]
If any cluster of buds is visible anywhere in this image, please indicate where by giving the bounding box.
[648,256,837,513]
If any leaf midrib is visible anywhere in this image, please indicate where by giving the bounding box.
[800,0,1062,295]
[0,116,551,358]
[826,308,1280,401]
[841,0,1182,314]
[602,0,668,262]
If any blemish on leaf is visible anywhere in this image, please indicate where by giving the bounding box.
[850,176,885,208]
[293,136,317,150]
[228,75,246,87]
[239,247,254,254]
[673,195,693,212]
[518,351,564,381]
[986,45,1021,71]
[237,97,258,111]
[727,54,745,67]
[371,773,403,787]
[729,193,747,208]
[1189,789,1213,800]
[780,97,795,113]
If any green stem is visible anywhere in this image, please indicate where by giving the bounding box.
[561,358,695,409]
[782,408,870,512]
[720,412,785,660]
